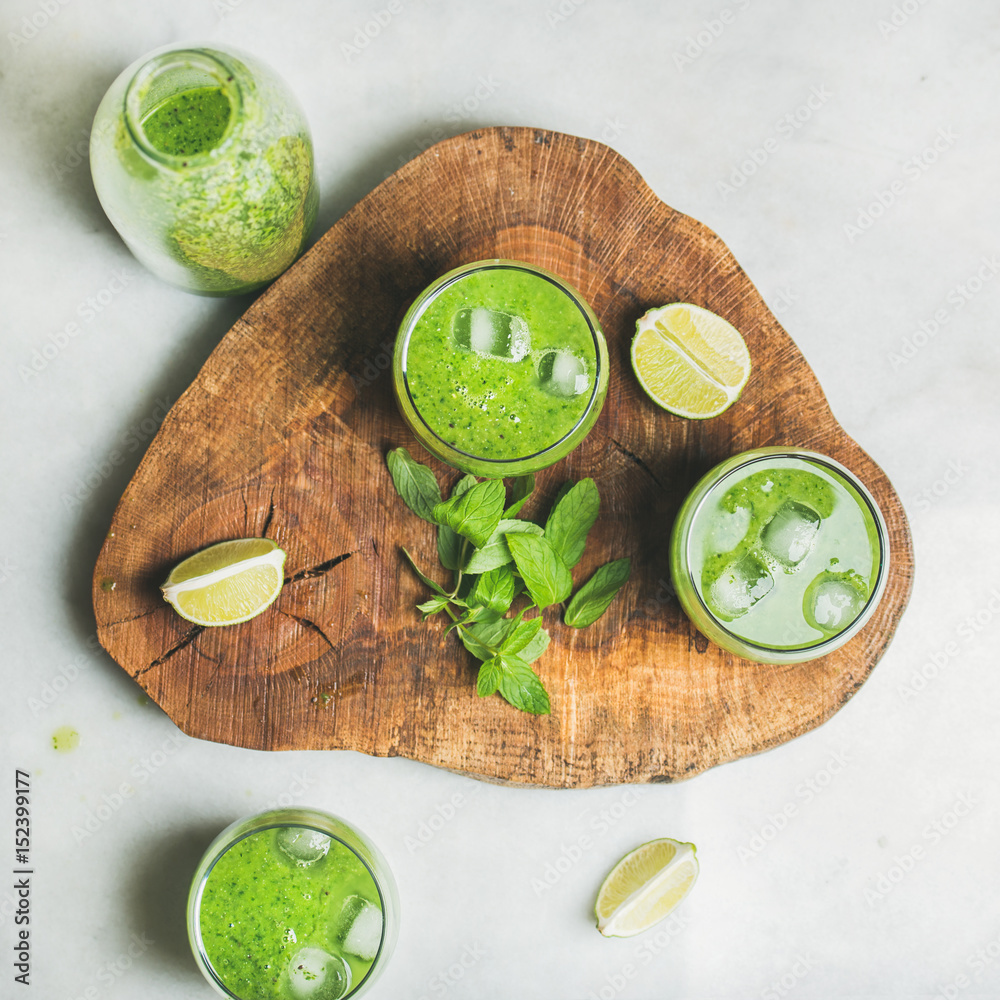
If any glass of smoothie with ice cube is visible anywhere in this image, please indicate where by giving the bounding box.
[187,808,398,1000]
[670,447,890,664]
[393,260,609,477]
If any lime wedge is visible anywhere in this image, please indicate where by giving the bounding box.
[160,538,286,627]
[595,838,699,937]
[631,303,751,418]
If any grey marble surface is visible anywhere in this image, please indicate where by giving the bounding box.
[2,1,998,998]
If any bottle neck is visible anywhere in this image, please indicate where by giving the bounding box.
[124,48,243,167]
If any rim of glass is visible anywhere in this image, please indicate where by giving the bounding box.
[124,48,242,167]
[189,819,389,1000]
[397,260,605,467]
[682,450,890,655]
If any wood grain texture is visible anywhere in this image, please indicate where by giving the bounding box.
[92,126,914,787]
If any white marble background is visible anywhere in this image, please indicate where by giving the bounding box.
[2,1,998,998]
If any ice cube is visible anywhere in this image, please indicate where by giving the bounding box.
[453,308,530,361]
[707,505,752,554]
[286,947,351,1000]
[759,500,820,569]
[276,827,331,867]
[804,573,868,633]
[335,895,383,961]
[537,349,590,397]
[705,553,773,621]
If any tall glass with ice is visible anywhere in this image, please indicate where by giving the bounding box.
[188,807,398,1000]
[669,447,890,664]
[392,260,609,477]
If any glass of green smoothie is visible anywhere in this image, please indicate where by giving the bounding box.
[188,808,399,1000]
[90,44,318,295]
[393,260,609,477]
[670,447,890,664]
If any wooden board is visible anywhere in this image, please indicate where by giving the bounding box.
[92,126,914,787]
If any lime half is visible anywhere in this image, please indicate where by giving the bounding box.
[595,838,699,937]
[631,302,751,418]
[161,538,286,627]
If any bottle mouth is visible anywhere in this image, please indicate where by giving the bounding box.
[682,448,890,656]
[396,259,606,469]
[124,48,242,167]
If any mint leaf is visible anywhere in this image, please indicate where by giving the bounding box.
[464,519,543,574]
[476,657,503,697]
[564,557,631,628]
[387,448,442,522]
[401,547,447,596]
[545,478,599,568]
[518,625,550,664]
[467,617,515,649]
[432,478,505,549]
[507,533,573,609]
[504,474,535,517]
[416,595,450,618]
[459,625,497,661]
[497,654,551,714]
[437,474,478,571]
[500,615,542,655]
[469,565,516,616]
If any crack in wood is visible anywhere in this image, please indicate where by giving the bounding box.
[285,551,354,585]
[260,488,276,537]
[277,610,335,649]
[610,438,664,488]
[104,607,159,628]
[136,625,204,677]
[371,536,379,557]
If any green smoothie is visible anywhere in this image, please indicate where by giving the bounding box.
[670,449,889,663]
[198,826,384,1000]
[394,261,608,476]
[141,85,232,156]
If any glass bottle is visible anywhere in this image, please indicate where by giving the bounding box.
[90,43,318,296]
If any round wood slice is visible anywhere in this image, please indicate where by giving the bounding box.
[92,126,914,787]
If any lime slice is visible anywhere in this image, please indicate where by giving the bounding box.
[160,538,286,627]
[631,302,751,418]
[595,838,699,937]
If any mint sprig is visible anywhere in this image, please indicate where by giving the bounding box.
[386,448,631,714]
